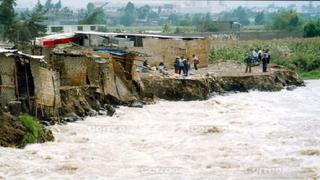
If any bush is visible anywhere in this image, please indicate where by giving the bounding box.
[304,20,320,37]
[18,114,44,147]
[300,70,320,80]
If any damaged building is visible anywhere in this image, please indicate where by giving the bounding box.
[0,48,60,118]
[75,32,210,68]
[50,46,142,104]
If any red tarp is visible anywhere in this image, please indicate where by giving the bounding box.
[42,36,77,46]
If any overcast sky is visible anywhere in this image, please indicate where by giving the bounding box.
[16,0,320,9]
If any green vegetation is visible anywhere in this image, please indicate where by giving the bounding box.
[209,38,320,79]
[304,20,320,37]
[18,114,44,147]
[218,6,250,25]
[299,70,320,80]
[255,12,265,25]
[120,2,137,26]
[0,0,47,45]
[265,10,303,31]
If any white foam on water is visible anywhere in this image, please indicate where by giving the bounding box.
[1,81,320,179]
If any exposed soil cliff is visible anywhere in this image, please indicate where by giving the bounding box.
[0,108,54,148]
[141,62,304,101]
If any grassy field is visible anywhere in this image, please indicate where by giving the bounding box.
[209,37,320,79]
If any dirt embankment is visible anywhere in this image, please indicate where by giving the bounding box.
[0,108,54,148]
[140,62,304,101]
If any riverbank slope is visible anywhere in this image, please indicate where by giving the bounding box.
[141,61,304,100]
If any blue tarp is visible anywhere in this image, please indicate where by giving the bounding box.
[95,49,129,56]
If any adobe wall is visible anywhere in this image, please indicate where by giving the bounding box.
[30,61,61,109]
[130,38,210,69]
[0,56,16,106]
[51,55,88,86]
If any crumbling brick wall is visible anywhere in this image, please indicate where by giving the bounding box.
[30,61,61,109]
[0,56,16,106]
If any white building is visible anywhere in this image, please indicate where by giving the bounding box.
[47,25,108,34]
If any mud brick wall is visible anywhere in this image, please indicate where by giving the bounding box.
[86,59,101,87]
[0,56,16,105]
[30,61,61,108]
[52,55,103,87]
[52,55,87,86]
[132,38,209,68]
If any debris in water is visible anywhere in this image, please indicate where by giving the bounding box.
[300,149,320,156]
[204,126,221,134]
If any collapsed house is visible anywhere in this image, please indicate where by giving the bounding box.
[0,48,60,117]
[1,40,142,120]
[0,32,209,120]
[37,32,210,69]
[50,46,141,103]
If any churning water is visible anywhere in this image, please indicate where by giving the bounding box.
[1,81,320,180]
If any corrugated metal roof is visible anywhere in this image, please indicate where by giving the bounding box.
[0,48,45,62]
[75,31,205,40]
[0,48,17,54]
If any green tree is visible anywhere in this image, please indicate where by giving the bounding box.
[255,12,265,25]
[233,6,250,25]
[218,6,250,25]
[44,0,53,9]
[79,9,106,24]
[205,13,211,22]
[55,0,61,10]
[137,5,151,19]
[80,2,107,25]
[162,23,171,33]
[86,2,95,15]
[197,21,218,32]
[10,1,47,44]
[180,14,192,26]
[0,0,16,40]
[168,13,180,26]
[269,10,303,31]
[24,1,47,38]
[192,13,203,26]
[120,2,137,26]
[304,20,320,37]
[174,27,183,34]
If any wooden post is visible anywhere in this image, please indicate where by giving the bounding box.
[24,59,31,112]
[14,59,20,101]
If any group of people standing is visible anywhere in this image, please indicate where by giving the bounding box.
[174,54,200,76]
[245,48,271,73]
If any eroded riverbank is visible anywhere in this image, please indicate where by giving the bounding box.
[0,80,319,179]
[141,61,304,100]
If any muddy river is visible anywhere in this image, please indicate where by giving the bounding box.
[1,80,319,179]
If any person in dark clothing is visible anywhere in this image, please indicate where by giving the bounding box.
[143,59,149,67]
[258,48,263,64]
[262,50,268,72]
[178,56,185,75]
[174,57,180,74]
[183,58,190,76]
[142,59,150,72]
[266,49,271,64]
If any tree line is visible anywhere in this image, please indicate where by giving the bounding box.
[0,0,47,45]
